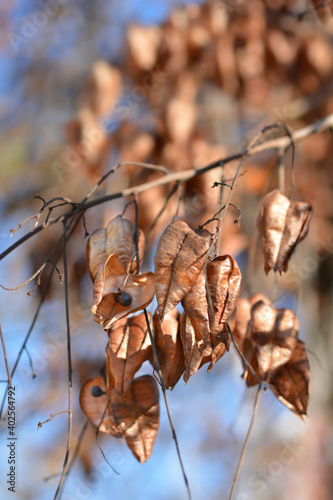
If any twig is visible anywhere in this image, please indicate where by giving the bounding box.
[24,346,36,379]
[96,401,119,475]
[174,182,183,220]
[37,410,69,430]
[0,263,46,292]
[0,214,82,419]
[53,231,73,500]
[44,420,88,483]
[229,385,261,500]
[278,150,286,193]
[143,309,192,500]
[0,325,12,389]
[9,195,46,236]
[2,113,332,262]
[146,182,179,241]
[0,256,58,418]
[226,323,266,387]
[133,195,140,275]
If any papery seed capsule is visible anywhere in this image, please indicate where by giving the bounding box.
[91,385,105,397]
[113,289,133,307]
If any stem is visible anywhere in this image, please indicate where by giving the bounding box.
[53,231,73,500]
[143,309,192,500]
[229,384,261,500]
[0,325,12,389]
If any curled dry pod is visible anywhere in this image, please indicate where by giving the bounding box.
[180,313,212,383]
[233,293,272,347]
[106,313,152,396]
[233,293,272,386]
[257,189,312,274]
[92,254,155,329]
[249,301,299,383]
[270,339,310,421]
[206,255,241,339]
[181,255,241,355]
[79,376,122,437]
[80,375,160,463]
[233,295,310,418]
[235,299,298,384]
[152,309,185,389]
[154,220,211,321]
[87,215,145,282]
[110,375,160,463]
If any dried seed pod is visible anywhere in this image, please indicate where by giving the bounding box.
[80,375,160,463]
[153,309,185,389]
[154,220,211,321]
[257,189,312,274]
[79,376,121,437]
[106,313,152,396]
[270,339,310,421]
[86,215,145,282]
[92,255,155,330]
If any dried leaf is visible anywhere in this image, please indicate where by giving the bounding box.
[154,220,211,321]
[107,313,152,395]
[92,255,155,329]
[79,376,121,438]
[153,309,185,389]
[257,189,312,274]
[86,215,145,281]
[270,340,310,421]
[111,375,159,463]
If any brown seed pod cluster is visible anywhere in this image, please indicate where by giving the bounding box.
[81,217,244,461]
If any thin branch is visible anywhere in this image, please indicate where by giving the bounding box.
[278,150,286,193]
[229,385,261,500]
[24,346,36,379]
[53,231,73,500]
[59,420,88,486]
[0,263,46,291]
[0,325,12,389]
[44,420,88,483]
[226,323,266,387]
[143,309,192,500]
[9,194,46,236]
[0,255,59,418]
[2,113,332,262]
[133,195,140,275]
[37,410,69,430]
[0,214,82,419]
[146,182,179,241]
[95,401,120,475]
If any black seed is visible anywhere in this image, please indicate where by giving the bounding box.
[113,290,133,307]
[91,385,105,397]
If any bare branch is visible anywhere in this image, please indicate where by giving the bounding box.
[143,309,192,500]
[1,113,332,261]
[37,411,69,430]
[52,233,73,500]
[229,385,261,500]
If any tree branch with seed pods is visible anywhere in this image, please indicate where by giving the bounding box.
[0,114,330,500]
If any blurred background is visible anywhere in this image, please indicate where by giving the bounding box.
[0,1,333,499]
